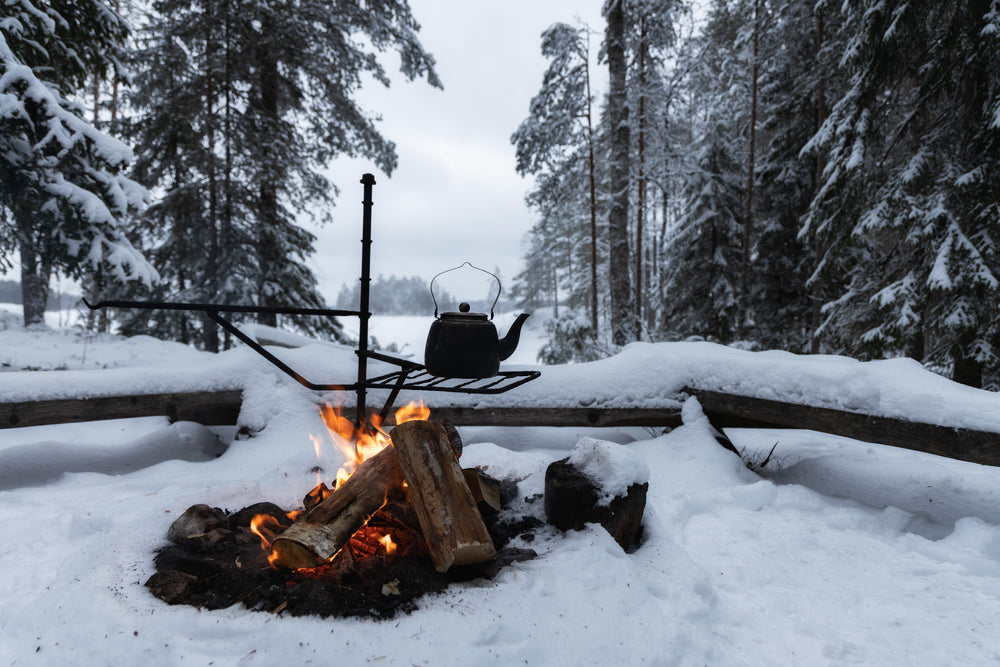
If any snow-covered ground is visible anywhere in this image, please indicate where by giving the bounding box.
[3,315,1000,665]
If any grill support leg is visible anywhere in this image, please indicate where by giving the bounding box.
[356,173,376,434]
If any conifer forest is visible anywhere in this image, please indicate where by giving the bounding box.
[1,1,999,388]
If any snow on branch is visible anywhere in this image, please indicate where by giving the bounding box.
[0,34,133,166]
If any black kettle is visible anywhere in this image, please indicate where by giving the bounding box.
[424,263,530,378]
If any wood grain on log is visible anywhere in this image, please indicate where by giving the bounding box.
[390,420,495,572]
[420,406,685,428]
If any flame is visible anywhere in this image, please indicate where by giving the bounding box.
[395,399,430,424]
[250,514,283,551]
[318,400,429,490]
[262,401,430,574]
[309,433,323,460]
[379,533,398,555]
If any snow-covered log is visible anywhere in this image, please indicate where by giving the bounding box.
[686,387,1000,467]
[0,390,242,429]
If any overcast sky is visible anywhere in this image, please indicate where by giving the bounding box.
[315,1,607,307]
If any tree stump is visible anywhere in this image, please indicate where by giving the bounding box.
[544,453,648,551]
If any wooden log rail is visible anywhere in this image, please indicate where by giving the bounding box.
[2,387,1000,468]
[0,390,243,429]
[683,387,1000,468]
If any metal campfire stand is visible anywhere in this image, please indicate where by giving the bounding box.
[85,173,540,431]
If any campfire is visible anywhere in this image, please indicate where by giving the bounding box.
[258,400,498,574]
[147,402,543,619]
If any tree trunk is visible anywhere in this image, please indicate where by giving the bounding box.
[606,0,633,346]
[953,345,983,388]
[635,17,647,334]
[221,0,235,349]
[255,16,281,328]
[202,0,220,352]
[19,245,48,328]
[742,0,760,340]
[810,7,827,354]
[584,45,599,335]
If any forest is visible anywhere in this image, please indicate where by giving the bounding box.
[512,0,1000,390]
[0,1,998,387]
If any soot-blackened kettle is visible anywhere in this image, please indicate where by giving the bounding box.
[424,263,530,378]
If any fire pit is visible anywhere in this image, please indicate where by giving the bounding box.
[146,404,542,619]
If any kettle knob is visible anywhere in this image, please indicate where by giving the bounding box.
[459,302,470,313]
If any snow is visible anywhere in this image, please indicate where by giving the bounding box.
[3,319,1000,664]
[566,436,650,505]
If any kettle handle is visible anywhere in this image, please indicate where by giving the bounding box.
[429,261,502,319]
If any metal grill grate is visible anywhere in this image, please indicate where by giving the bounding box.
[364,367,541,394]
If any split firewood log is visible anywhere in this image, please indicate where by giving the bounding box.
[462,468,502,516]
[390,420,495,572]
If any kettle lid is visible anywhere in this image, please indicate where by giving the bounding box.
[439,302,488,322]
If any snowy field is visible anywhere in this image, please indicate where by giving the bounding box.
[3,311,1000,665]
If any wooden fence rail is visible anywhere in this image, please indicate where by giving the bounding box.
[2,387,999,468]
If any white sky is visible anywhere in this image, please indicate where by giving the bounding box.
[315,0,607,306]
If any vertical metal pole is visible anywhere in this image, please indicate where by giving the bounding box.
[356,173,376,431]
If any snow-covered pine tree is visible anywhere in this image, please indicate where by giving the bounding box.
[750,1,845,352]
[0,0,155,327]
[127,0,440,350]
[659,0,747,343]
[511,21,601,335]
[515,152,595,319]
[660,111,745,342]
[804,0,1000,387]
[605,0,635,346]
[123,0,231,347]
[626,0,684,335]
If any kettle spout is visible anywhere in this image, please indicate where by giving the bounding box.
[498,313,531,361]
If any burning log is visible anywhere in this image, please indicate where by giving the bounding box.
[269,445,406,569]
[390,420,495,572]
[268,418,464,570]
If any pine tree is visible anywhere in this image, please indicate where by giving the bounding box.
[627,0,684,335]
[126,0,440,350]
[0,0,155,327]
[659,0,746,343]
[661,112,744,342]
[511,22,600,332]
[749,1,844,351]
[804,0,1000,387]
